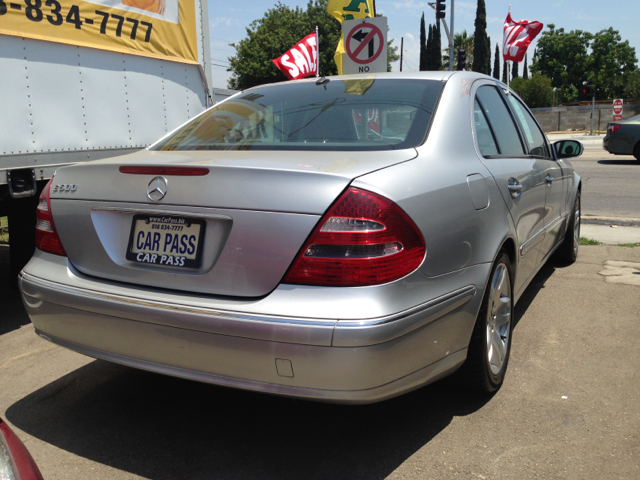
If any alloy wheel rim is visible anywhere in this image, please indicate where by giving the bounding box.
[486,263,512,376]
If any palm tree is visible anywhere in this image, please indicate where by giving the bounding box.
[442,30,474,70]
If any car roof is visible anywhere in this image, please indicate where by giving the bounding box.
[240,71,501,94]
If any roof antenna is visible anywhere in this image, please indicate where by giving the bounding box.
[316,66,329,86]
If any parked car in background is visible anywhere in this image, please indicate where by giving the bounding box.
[603,114,640,161]
[19,72,582,404]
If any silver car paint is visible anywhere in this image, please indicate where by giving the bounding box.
[20,71,580,403]
[54,200,319,297]
[353,74,516,281]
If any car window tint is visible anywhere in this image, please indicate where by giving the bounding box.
[474,100,499,156]
[506,95,551,158]
[150,79,443,152]
[475,86,525,156]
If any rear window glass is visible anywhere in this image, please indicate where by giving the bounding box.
[151,79,443,151]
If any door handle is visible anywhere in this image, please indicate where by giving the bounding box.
[507,178,522,198]
[545,175,553,185]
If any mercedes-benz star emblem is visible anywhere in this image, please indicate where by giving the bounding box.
[147,176,168,202]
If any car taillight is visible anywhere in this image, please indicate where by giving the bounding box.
[35,178,66,256]
[283,187,426,287]
[0,418,44,480]
[608,124,621,134]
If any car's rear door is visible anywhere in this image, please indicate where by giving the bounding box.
[505,94,570,259]
[473,84,546,295]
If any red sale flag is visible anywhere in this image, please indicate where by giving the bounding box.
[502,12,543,63]
[272,32,319,80]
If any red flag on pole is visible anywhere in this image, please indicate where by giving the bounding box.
[272,32,319,80]
[502,13,543,63]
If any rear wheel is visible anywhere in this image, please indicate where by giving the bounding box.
[457,251,514,393]
[554,190,580,265]
[633,142,640,162]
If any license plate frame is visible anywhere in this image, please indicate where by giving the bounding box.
[125,214,206,269]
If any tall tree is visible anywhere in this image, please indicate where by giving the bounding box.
[419,13,427,71]
[512,61,519,79]
[502,59,508,83]
[486,36,492,75]
[493,44,500,79]
[624,72,640,109]
[228,0,399,89]
[523,54,529,79]
[426,24,433,70]
[472,0,489,74]
[434,21,442,70]
[530,24,593,89]
[586,27,638,98]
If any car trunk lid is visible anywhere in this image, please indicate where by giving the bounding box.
[49,148,417,297]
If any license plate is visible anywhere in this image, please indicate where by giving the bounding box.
[126,215,205,268]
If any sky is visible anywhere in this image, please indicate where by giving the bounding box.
[207,0,640,88]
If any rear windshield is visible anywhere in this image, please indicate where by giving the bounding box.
[151,78,443,151]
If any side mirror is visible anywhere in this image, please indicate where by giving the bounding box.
[553,140,584,159]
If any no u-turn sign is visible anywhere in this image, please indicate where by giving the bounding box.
[341,17,388,75]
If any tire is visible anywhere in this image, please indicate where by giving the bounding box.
[634,142,640,162]
[554,190,580,265]
[457,251,514,393]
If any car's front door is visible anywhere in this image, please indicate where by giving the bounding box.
[473,85,547,295]
[506,94,570,259]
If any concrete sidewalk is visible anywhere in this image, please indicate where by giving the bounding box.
[547,132,605,146]
[582,216,640,245]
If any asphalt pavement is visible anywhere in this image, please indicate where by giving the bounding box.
[1,244,640,479]
[1,135,639,479]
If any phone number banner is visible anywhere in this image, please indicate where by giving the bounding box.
[0,0,198,64]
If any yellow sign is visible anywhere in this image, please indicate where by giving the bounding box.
[0,0,198,64]
[327,0,375,22]
[327,0,375,74]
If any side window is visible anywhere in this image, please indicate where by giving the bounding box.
[476,86,525,156]
[506,95,551,158]
[474,100,499,156]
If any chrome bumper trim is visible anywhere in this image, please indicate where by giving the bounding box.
[20,272,476,347]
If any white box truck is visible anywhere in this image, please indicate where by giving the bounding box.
[0,0,218,282]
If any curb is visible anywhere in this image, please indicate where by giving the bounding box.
[582,216,640,227]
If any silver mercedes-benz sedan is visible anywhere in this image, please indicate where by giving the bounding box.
[19,72,582,404]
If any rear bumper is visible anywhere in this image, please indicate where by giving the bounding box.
[19,254,489,403]
[603,135,633,155]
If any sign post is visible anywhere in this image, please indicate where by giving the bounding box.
[341,17,387,75]
[613,99,624,122]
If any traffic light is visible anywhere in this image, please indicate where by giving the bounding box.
[436,0,446,19]
[456,49,466,70]
[580,85,593,100]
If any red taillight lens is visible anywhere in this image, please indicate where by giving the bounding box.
[35,179,66,256]
[0,418,44,480]
[119,166,209,176]
[608,124,621,134]
[283,187,426,287]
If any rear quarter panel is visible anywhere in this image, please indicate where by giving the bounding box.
[352,74,514,279]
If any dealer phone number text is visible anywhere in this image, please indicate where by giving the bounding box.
[0,0,153,42]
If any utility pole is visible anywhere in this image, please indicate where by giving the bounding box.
[590,86,596,135]
[449,0,454,71]
[400,37,403,72]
